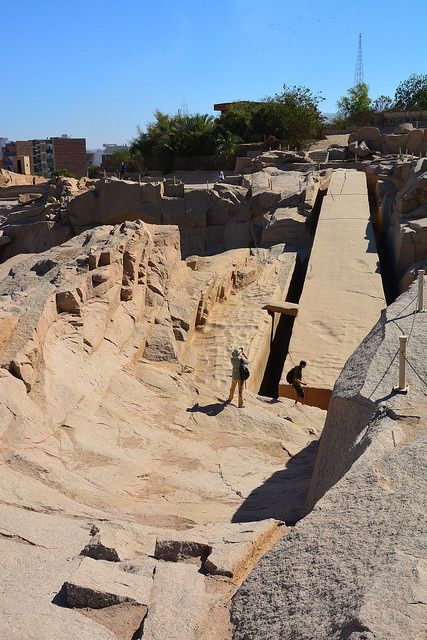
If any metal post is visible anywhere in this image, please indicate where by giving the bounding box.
[138,173,141,185]
[206,181,209,192]
[394,335,408,393]
[418,269,426,312]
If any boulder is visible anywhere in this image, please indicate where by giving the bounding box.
[394,164,427,216]
[253,150,310,170]
[394,122,414,133]
[396,217,427,278]
[80,526,142,562]
[64,557,153,608]
[348,126,381,144]
[261,207,309,246]
[18,193,43,205]
[382,133,409,154]
[407,128,424,154]
[56,289,84,315]
[141,563,210,640]
[208,184,250,225]
[348,127,381,144]
[250,190,282,218]
[154,520,280,579]
[348,140,372,157]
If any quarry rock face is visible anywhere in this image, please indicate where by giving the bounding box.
[0,205,325,639]
[232,280,427,640]
[0,143,426,639]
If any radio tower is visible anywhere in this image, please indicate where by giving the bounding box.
[354,33,364,86]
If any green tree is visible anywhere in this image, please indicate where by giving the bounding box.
[266,85,325,146]
[216,131,242,158]
[107,148,145,172]
[394,73,427,111]
[172,113,217,155]
[131,111,217,157]
[88,165,100,178]
[337,83,373,126]
[372,95,393,112]
[216,102,257,139]
[51,168,75,178]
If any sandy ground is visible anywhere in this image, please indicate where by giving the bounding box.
[309,134,350,150]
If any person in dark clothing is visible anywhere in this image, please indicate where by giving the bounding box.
[119,162,126,179]
[292,360,307,405]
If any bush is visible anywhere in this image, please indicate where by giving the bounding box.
[51,168,75,178]
[88,165,100,179]
[394,74,427,111]
[337,83,373,126]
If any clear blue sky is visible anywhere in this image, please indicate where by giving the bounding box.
[2,0,426,148]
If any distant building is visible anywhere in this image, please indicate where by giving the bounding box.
[3,137,87,178]
[86,148,104,167]
[101,143,126,171]
[102,143,125,156]
[0,137,8,165]
[2,141,16,171]
[0,137,8,147]
[12,155,31,175]
[52,137,87,178]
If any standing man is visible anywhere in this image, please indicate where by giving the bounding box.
[119,162,126,179]
[227,347,248,408]
[292,360,307,405]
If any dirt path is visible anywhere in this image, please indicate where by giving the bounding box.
[309,134,349,150]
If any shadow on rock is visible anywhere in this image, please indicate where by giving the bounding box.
[232,440,319,525]
[51,584,69,608]
[186,401,227,416]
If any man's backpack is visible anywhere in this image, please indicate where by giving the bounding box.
[239,359,250,382]
[286,366,296,384]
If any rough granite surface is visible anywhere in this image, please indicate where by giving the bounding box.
[232,280,427,640]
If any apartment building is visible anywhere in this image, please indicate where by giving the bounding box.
[52,137,87,178]
[3,136,87,178]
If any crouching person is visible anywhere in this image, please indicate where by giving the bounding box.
[228,347,249,408]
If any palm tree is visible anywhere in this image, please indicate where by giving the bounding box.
[216,132,241,158]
